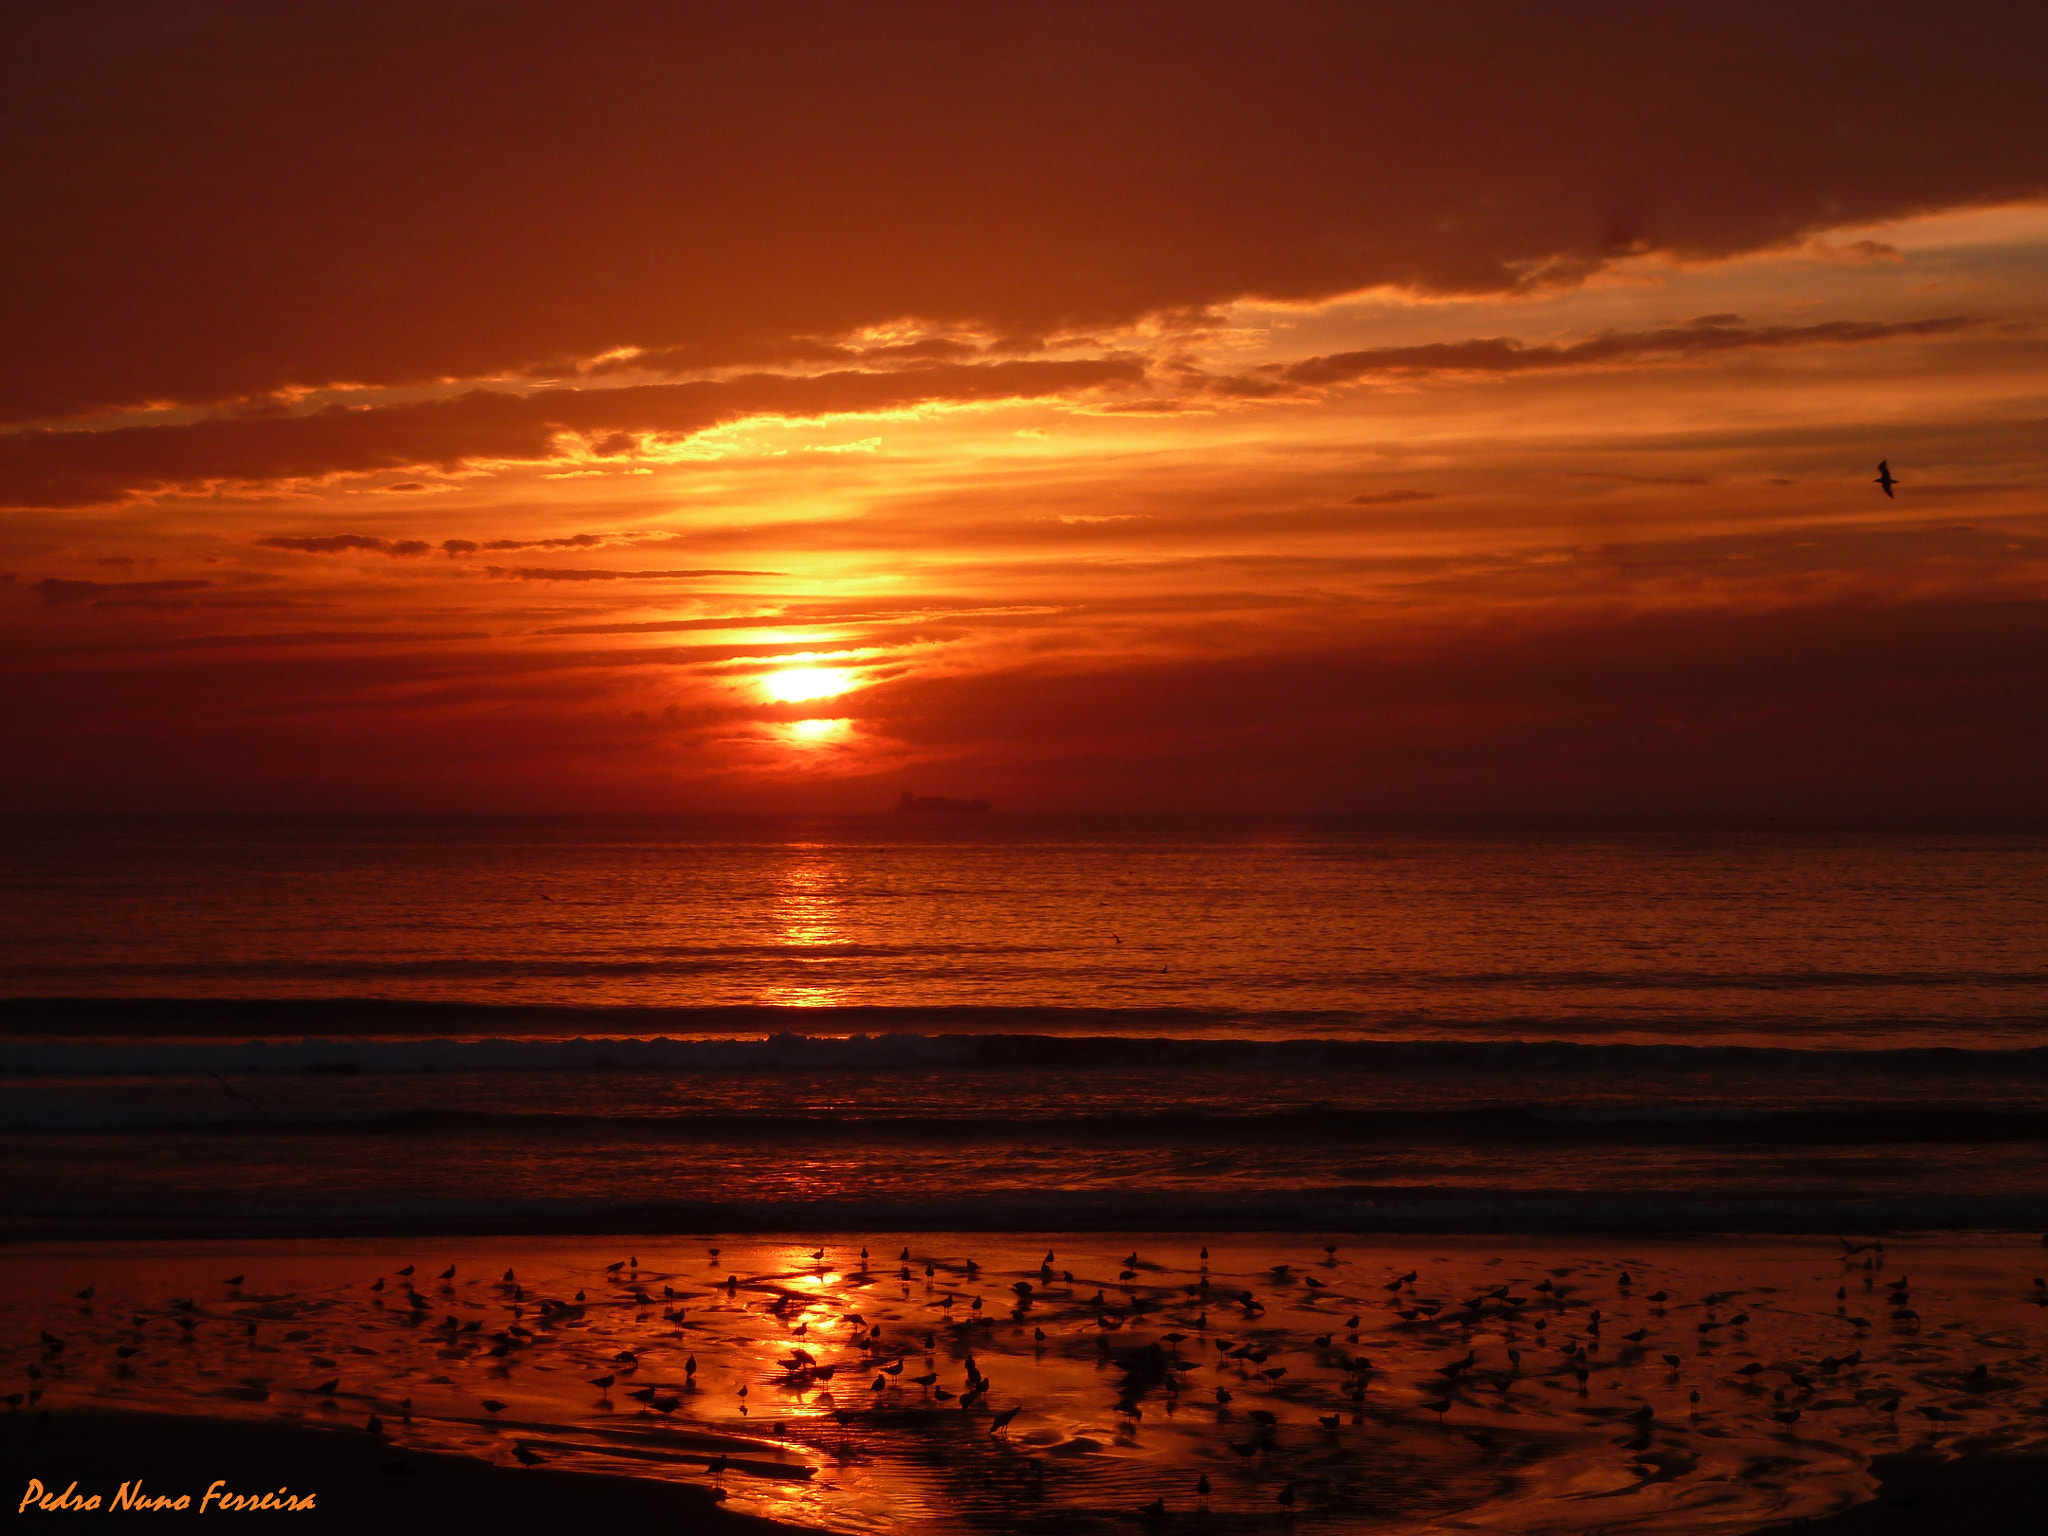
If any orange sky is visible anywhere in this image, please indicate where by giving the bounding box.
[4,4,2045,815]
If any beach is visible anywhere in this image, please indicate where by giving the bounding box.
[4,1407,800,1532]
[6,1232,2048,1532]
[4,819,2046,1530]
[9,2,2047,1525]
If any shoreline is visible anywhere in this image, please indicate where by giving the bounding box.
[12,1228,2048,1253]
[7,1232,2048,1532]
[8,1407,2047,1534]
[3,1407,807,1532]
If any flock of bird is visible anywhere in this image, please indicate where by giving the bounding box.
[8,1234,2048,1529]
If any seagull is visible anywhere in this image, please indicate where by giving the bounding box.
[1875,461,1898,497]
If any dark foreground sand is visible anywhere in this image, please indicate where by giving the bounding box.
[7,1409,2047,1534]
[10,1234,2048,1532]
[1747,1451,2048,1536]
[2,1409,806,1533]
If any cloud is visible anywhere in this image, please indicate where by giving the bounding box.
[1253,316,1979,391]
[5,6,2043,422]
[478,534,606,551]
[257,534,432,556]
[0,358,1147,508]
[481,567,779,581]
[0,312,1982,510]
[1349,491,1439,506]
[31,577,213,607]
[8,588,2041,818]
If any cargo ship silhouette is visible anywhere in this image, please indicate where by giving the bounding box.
[897,790,992,813]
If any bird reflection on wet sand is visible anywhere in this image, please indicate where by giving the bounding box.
[6,1233,2048,1532]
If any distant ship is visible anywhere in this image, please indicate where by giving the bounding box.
[897,790,992,814]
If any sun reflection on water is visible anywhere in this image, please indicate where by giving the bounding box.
[770,850,847,1007]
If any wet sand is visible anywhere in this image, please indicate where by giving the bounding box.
[5,1233,2047,1532]
[9,1410,2046,1535]
[2,1406,802,1531]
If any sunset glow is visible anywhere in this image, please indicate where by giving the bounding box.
[6,13,2048,1535]
[761,668,859,706]
[786,717,852,744]
[1,7,2041,817]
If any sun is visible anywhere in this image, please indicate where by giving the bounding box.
[787,717,850,742]
[760,666,856,704]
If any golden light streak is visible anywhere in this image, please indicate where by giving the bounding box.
[761,667,857,704]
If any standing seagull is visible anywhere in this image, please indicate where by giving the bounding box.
[1874,461,1898,497]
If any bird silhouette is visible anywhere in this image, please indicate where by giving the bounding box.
[1875,461,1898,497]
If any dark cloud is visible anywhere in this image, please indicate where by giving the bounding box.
[257,534,432,556]
[31,577,213,607]
[6,4,2042,422]
[31,629,490,656]
[4,591,2041,818]
[442,533,651,557]
[1257,317,1979,391]
[0,358,1147,508]
[482,567,778,582]
[479,534,606,552]
[1349,491,1438,506]
[849,598,2048,818]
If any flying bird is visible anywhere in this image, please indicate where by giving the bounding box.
[1875,460,1898,497]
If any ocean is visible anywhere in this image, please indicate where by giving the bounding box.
[7,817,2048,1532]
[3,816,2045,1240]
